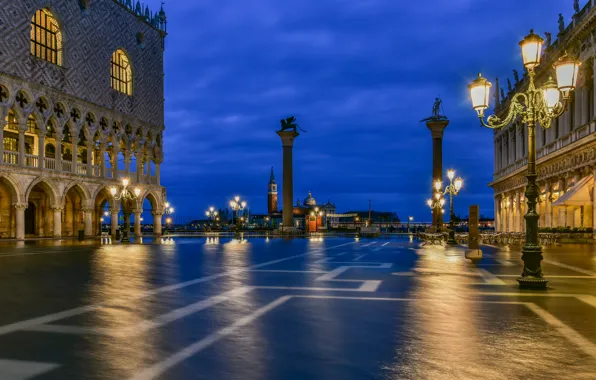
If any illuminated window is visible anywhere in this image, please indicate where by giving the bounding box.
[110,49,133,95]
[30,9,63,66]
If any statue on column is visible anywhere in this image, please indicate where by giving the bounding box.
[279,116,306,132]
[420,97,447,121]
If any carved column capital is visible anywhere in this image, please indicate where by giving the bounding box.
[13,203,28,210]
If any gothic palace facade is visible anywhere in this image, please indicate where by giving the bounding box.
[0,0,167,239]
[491,1,596,233]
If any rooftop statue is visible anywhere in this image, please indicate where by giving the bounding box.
[420,97,447,121]
[279,116,306,132]
[558,13,565,34]
[574,0,580,13]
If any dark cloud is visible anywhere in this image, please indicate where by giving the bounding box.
[145,0,571,221]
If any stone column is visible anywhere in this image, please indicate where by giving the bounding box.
[494,196,499,233]
[55,133,62,172]
[124,150,132,179]
[0,109,5,163]
[135,151,143,183]
[155,163,161,185]
[544,182,551,227]
[153,211,163,237]
[18,118,26,167]
[514,192,521,232]
[86,142,93,176]
[593,168,596,238]
[133,209,142,237]
[83,208,93,237]
[111,209,119,236]
[425,118,449,229]
[277,130,300,231]
[111,144,120,178]
[38,132,45,169]
[99,144,106,177]
[71,134,79,174]
[52,207,62,237]
[14,203,26,240]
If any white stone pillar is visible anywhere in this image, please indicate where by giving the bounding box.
[38,133,45,169]
[55,135,62,172]
[153,212,163,237]
[18,129,25,167]
[83,209,93,237]
[15,203,26,240]
[111,209,119,236]
[0,109,5,163]
[134,209,142,237]
[156,163,161,186]
[86,142,93,176]
[99,145,106,177]
[71,135,78,174]
[124,150,131,179]
[135,152,143,183]
[52,207,62,237]
[494,196,499,233]
[544,182,551,227]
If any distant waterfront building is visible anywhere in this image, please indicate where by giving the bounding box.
[0,1,167,239]
[268,166,278,214]
[491,2,596,233]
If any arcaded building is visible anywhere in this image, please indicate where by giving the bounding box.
[490,1,596,233]
[0,0,167,239]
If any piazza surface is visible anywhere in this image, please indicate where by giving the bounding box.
[0,237,595,379]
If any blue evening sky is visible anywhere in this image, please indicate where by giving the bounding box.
[145,0,573,222]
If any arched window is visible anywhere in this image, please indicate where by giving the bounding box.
[110,49,133,96]
[45,144,56,158]
[31,9,63,66]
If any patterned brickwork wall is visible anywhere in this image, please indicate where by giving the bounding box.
[0,0,164,128]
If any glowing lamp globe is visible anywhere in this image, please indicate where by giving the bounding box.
[110,187,117,196]
[134,187,141,197]
[434,180,442,192]
[553,53,581,97]
[454,177,463,191]
[469,73,492,115]
[426,199,433,207]
[447,169,455,181]
[542,76,560,112]
[440,198,445,207]
[122,178,129,187]
[206,211,210,216]
[241,201,247,208]
[519,30,543,70]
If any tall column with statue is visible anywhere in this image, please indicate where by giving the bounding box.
[421,98,449,230]
[276,116,304,232]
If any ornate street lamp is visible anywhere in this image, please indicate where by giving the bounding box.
[443,169,463,245]
[110,178,141,243]
[407,216,413,234]
[206,206,218,228]
[264,216,271,229]
[229,196,247,236]
[468,29,580,288]
[427,181,445,231]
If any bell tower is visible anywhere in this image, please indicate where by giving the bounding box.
[268,166,278,214]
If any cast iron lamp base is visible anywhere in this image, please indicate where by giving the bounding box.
[517,276,549,289]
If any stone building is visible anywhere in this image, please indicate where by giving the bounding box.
[0,0,167,239]
[490,1,596,233]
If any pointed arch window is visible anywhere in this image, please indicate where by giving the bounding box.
[31,9,63,66]
[111,49,133,96]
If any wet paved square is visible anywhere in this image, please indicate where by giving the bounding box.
[1,237,596,379]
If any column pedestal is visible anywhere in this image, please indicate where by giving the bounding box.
[83,209,93,237]
[276,130,300,233]
[134,210,142,237]
[15,203,26,240]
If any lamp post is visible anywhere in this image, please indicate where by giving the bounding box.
[310,207,323,233]
[407,216,413,233]
[427,179,445,231]
[206,206,218,228]
[110,178,141,243]
[230,196,247,237]
[443,169,464,245]
[163,202,174,236]
[468,29,580,289]
[103,210,110,233]
[264,216,271,229]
